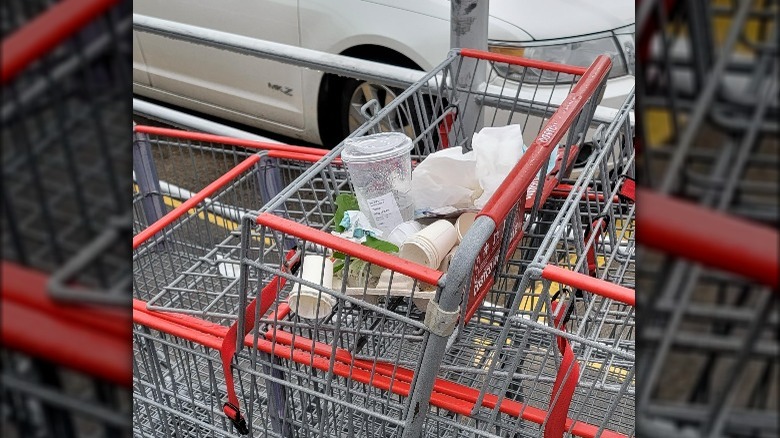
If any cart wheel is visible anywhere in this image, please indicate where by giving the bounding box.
[317,49,423,147]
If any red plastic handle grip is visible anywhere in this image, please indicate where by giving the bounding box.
[638,189,779,289]
[542,265,636,306]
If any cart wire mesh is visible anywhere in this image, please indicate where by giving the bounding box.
[202,49,626,437]
[637,0,778,437]
[427,91,636,438]
[133,127,328,324]
[2,0,133,435]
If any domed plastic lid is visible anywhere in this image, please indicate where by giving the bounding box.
[341,132,413,164]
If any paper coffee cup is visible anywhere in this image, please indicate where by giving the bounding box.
[455,212,477,243]
[399,220,458,269]
[288,255,336,320]
[386,220,424,247]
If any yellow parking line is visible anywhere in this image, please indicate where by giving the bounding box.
[712,0,775,54]
[644,108,677,147]
[134,185,272,245]
[646,4,777,148]
[159,194,239,232]
[509,238,634,382]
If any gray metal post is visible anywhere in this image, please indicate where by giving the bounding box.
[132,130,167,234]
[257,155,286,213]
[451,0,489,146]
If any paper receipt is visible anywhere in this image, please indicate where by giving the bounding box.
[367,193,404,232]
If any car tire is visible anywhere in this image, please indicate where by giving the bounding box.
[317,49,422,148]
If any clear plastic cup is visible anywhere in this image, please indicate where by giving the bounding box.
[341,133,415,235]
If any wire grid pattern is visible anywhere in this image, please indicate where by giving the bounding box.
[215,52,616,437]
[2,3,132,290]
[136,131,256,196]
[235,345,416,438]
[639,0,778,436]
[2,349,130,438]
[420,95,635,437]
[642,0,778,221]
[260,163,351,230]
[133,325,249,438]
[133,317,421,438]
[134,152,316,323]
[224,233,435,436]
[2,3,132,437]
[351,53,586,161]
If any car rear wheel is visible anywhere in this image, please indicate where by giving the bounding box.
[317,48,422,148]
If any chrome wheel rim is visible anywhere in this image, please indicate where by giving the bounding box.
[347,82,416,138]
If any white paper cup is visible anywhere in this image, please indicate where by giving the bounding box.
[345,258,385,287]
[455,212,478,243]
[437,245,459,272]
[288,255,335,320]
[386,220,424,247]
[399,220,458,269]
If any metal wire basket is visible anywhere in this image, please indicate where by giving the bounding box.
[425,93,635,438]
[130,48,633,437]
[133,127,330,323]
[2,0,132,436]
[638,0,778,436]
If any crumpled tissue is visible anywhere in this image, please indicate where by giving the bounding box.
[410,146,479,213]
[411,124,557,215]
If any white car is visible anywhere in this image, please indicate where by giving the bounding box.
[133,0,634,150]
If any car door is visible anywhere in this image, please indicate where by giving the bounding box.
[133,32,151,86]
[134,0,304,129]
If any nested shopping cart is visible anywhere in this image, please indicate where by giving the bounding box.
[132,48,635,437]
[131,128,334,436]
[637,1,778,437]
[2,0,133,436]
[133,126,336,322]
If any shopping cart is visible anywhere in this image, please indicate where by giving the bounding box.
[131,131,336,435]
[2,0,133,436]
[132,49,631,437]
[132,125,326,235]
[421,92,635,438]
[133,127,332,323]
[133,308,234,437]
[130,50,635,437]
[637,1,778,437]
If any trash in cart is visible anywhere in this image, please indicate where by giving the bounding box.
[134,48,634,438]
[341,132,416,235]
[326,122,569,314]
[412,124,557,216]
